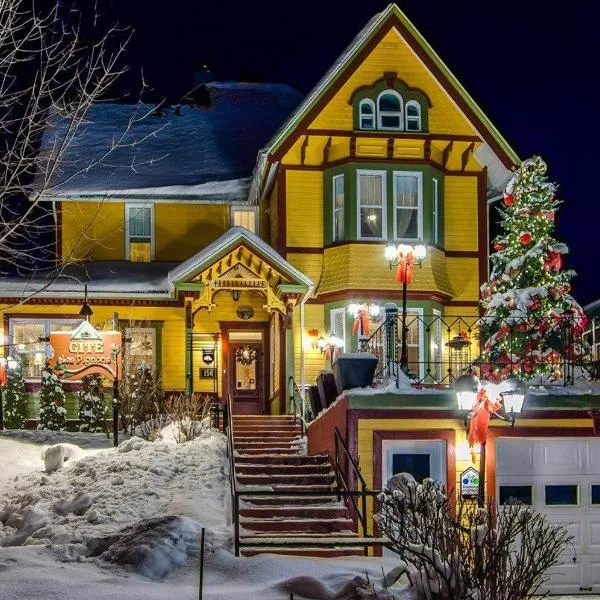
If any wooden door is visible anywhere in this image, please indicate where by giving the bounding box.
[229,342,263,414]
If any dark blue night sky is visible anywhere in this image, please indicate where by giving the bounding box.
[110,0,599,304]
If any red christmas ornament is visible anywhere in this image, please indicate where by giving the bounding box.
[503,193,515,206]
[515,322,529,332]
[530,297,541,310]
[493,242,506,251]
[544,251,562,272]
[519,232,533,245]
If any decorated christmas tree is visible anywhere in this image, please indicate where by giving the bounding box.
[77,373,106,433]
[479,156,587,382]
[3,356,29,429]
[38,363,67,430]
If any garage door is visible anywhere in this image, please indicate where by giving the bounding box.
[496,438,600,595]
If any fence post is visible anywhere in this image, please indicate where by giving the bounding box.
[384,303,399,384]
[198,527,205,600]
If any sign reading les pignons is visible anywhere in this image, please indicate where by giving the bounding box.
[48,321,122,380]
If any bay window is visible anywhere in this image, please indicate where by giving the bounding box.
[357,170,386,239]
[330,308,346,351]
[393,172,422,240]
[333,174,345,242]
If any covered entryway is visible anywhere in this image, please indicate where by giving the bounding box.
[170,227,313,414]
[495,437,600,595]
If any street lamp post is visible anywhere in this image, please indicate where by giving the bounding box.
[385,244,427,374]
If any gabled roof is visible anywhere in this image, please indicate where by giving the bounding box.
[169,226,314,289]
[250,3,519,201]
[40,83,302,202]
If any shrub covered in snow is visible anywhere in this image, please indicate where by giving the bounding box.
[38,364,67,431]
[3,355,29,429]
[77,374,107,433]
[377,473,572,599]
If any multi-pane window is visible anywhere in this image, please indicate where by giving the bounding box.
[432,178,439,245]
[357,171,386,239]
[126,204,153,262]
[232,208,257,233]
[377,91,403,130]
[124,327,156,377]
[394,172,421,240]
[359,99,376,130]
[396,311,421,376]
[333,174,345,242]
[405,101,422,131]
[10,318,80,379]
[330,308,346,351]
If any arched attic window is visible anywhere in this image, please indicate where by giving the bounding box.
[405,100,422,132]
[359,98,376,130]
[377,90,403,130]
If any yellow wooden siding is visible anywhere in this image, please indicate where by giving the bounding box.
[318,245,453,297]
[444,176,479,252]
[293,304,326,385]
[446,257,480,302]
[155,204,229,261]
[286,252,323,289]
[61,201,124,262]
[0,303,185,390]
[308,29,476,136]
[285,170,324,248]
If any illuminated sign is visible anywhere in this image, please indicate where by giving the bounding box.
[460,466,480,498]
[48,321,122,380]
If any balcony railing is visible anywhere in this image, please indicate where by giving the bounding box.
[359,306,595,387]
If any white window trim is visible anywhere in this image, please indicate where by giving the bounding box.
[125,203,155,260]
[405,100,422,131]
[392,170,423,241]
[377,89,404,131]
[359,98,376,130]
[432,178,439,245]
[329,307,346,351]
[404,306,425,381]
[124,326,157,374]
[231,205,259,234]
[332,174,345,242]
[356,169,387,241]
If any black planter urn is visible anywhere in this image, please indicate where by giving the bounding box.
[332,352,378,394]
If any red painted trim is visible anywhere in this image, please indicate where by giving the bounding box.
[486,426,596,502]
[445,250,480,258]
[278,312,286,414]
[0,297,184,307]
[285,247,324,254]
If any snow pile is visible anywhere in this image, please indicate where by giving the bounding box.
[43,443,84,473]
[0,429,229,580]
[347,373,449,396]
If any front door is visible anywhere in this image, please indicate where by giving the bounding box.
[229,342,263,414]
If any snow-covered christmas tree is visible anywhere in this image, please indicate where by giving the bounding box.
[479,156,587,382]
[38,363,67,430]
[3,356,29,429]
[77,373,107,433]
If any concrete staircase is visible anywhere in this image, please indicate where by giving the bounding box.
[231,414,365,557]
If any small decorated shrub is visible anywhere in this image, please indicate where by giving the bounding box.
[38,363,67,430]
[3,356,29,429]
[77,373,106,433]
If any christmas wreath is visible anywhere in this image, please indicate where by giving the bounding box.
[235,346,257,365]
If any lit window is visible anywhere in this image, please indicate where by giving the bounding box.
[232,208,257,233]
[124,327,156,376]
[394,172,422,240]
[9,318,80,379]
[330,308,346,351]
[359,99,376,130]
[126,204,153,262]
[377,90,403,130]
[432,179,439,245]
[405,101,422,131]
[333,174,345,242]
[357,170,386,239]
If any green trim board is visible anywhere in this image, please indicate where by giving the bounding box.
[323,162,444,246]
[346,391,456,409]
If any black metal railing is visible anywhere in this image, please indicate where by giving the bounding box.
[287,375,311,436]
[360,308,594,387]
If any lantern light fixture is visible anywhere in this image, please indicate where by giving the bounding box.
[6,356,18,370]
[454,372,481,411]
[501,377,528,423]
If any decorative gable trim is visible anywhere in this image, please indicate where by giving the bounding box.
[348,72,433,108]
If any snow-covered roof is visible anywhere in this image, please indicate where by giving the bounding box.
[40,83,303,202]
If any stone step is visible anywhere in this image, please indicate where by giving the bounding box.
[235,454,330,465]
[232,428,301,436]
[240,518,355,534]
[234,441,301,450]
[240,505,349,519]
[234,433,300,441]
[240,495,342,507]
[234,448,302,456]
[240,547,365,558]
[235,464,332,476]
[236,473,335,486]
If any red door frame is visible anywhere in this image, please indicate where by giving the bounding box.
[219,320,270,414]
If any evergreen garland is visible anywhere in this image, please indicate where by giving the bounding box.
[38,363,67,430]
[77,373,106,433]
[3,356,29,429]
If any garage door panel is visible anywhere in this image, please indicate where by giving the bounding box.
[539,441,583,474]
[591,560,600,586]
[546,518,583,548]
[496,440,534,475]
[587,442,600,469]
[545,559,584,595]
[590,520,600,551]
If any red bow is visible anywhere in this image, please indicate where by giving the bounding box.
[0,365,6,386]
[468,389,502,461]
[395,254,415,285]
[544,251,562,272]
[352,308,370,337]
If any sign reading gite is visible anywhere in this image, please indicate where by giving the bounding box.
[48,321,122,380]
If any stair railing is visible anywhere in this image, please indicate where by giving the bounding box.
[225,392,240,556]
[287,375,310,438]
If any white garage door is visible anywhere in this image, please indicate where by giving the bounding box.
[496,438,600,595]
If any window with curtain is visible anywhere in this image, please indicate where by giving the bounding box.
[124,327,156,377]
[232,208,257,233]
[10,318,80,379]
[358,171,385,239]
[394,173,421,240]
[359,99,375,130]
[333,174,345,242]
[377,91,403,130]
[330,308,346,351]
[126,205,153,262]
[405,101,422,131]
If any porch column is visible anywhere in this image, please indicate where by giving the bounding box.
[285,303,295,413]
[185,300,194,396]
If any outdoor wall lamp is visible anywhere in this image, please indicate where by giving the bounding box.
[79,284,93,320]
[500,377,527,426]
[454,371,481,412]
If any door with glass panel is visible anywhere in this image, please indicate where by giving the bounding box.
[227,330,265,414]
